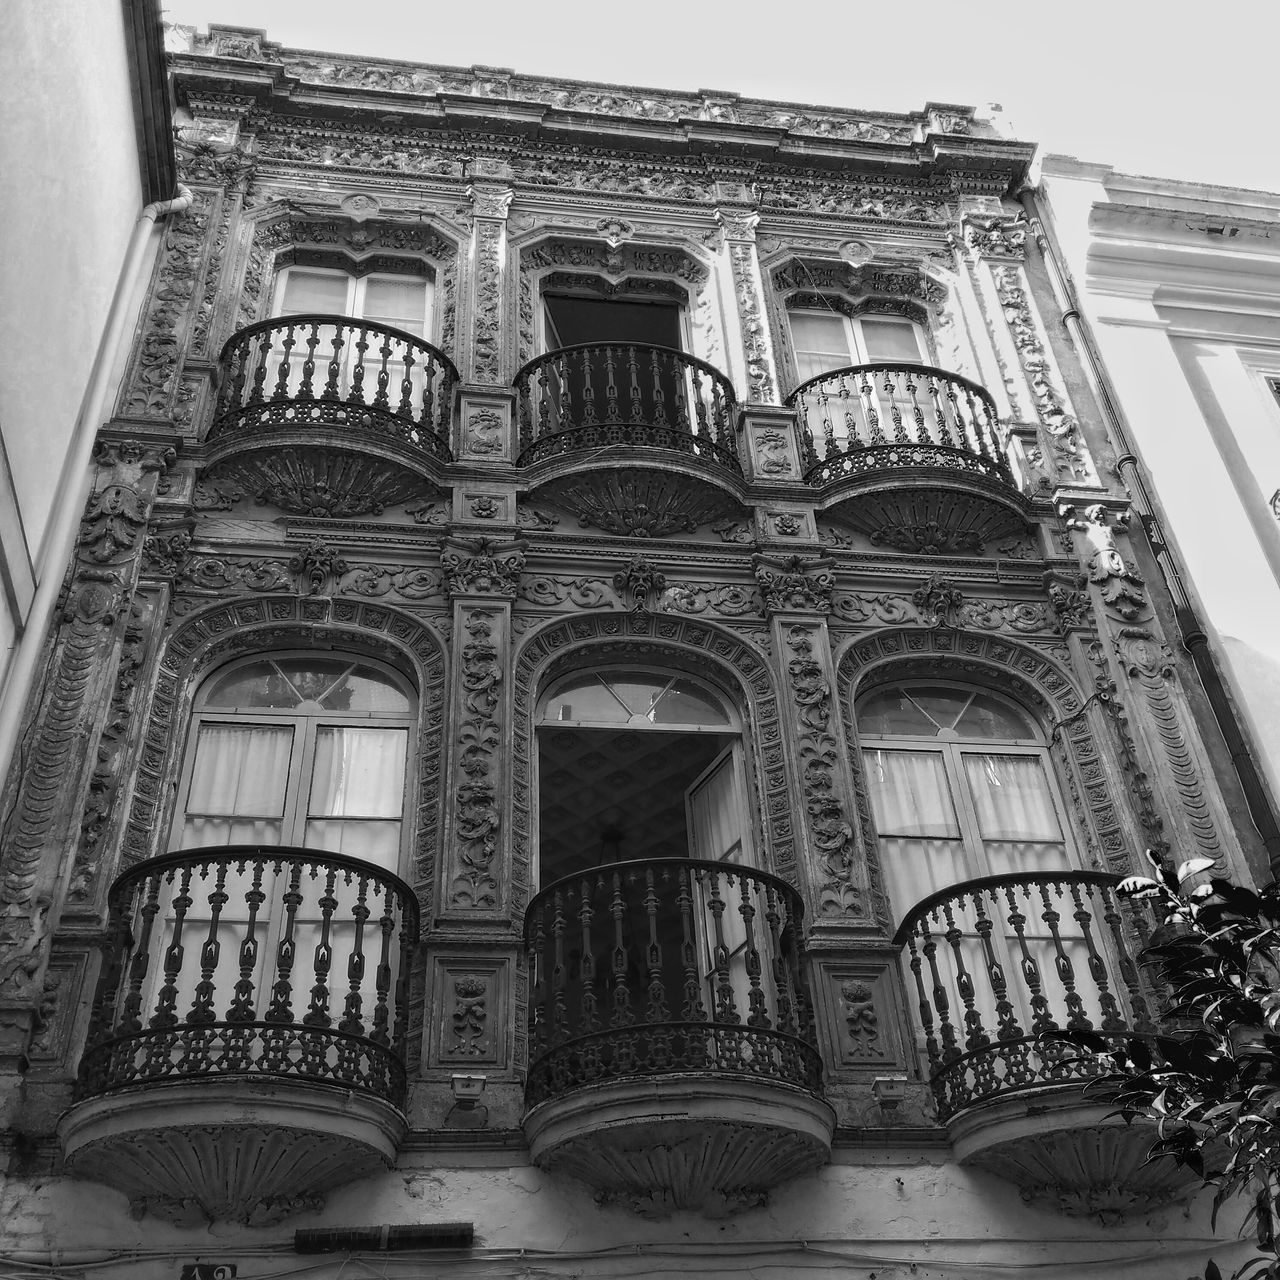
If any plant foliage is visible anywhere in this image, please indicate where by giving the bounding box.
[1063,851,1280,1280]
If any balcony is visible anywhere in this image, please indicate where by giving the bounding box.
[787,364,1031,552]
[203,316,458,517]
[523,858,833,1213]
[60,846,418,1225]
[513,344,746,537]
[894,871,1201,1216]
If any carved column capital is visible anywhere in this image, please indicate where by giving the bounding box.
[753,553,835,616]
[441,537,528,598]
[961,212,1029,260]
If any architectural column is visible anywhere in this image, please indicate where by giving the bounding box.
[715,204,781,406]
[1062,501,1241,873]
[438,536,527,920]
[754,554,873,928]
[960,212,1102,497]
[465,176,514,388]
[0,437,174,1069]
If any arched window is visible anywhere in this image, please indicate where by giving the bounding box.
[858,680,1117,1046]
[174,653,415,871]
[535,667,751,886]
[857,681,1071,915]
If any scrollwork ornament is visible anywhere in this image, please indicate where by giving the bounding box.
[1062,504,1146,620]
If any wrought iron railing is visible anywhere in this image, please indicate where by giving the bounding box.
[525,858,821,1108]
[77,846,419,1107]
[786,363,1011,487]
[211,315,458,461]
[513,343,739,472]
[892,870,1160,1120]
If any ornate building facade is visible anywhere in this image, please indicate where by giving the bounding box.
[0,24,1272,1279]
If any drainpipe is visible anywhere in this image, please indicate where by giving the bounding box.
[1017,183,1280,875]
[0,184,193,789]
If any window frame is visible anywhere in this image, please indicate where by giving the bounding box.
[271,264,434,340]
[172,651,417,871]
[787,303,929,389]
[856,680,1079,914]
[539,286,691,356]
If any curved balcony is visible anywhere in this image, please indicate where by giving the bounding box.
[787,365,1030,553]
[524,858,833,1213]
[60,846,418,1225]
[894,871,1198,1216]
[513,345,745,538]
[203,316,459,517]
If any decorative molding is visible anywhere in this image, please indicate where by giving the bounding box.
[753,554,835,616]
[534,469,742,540]
[783,624,863,919]
[441,537,527,598]
[911,574,965,628]
[989,262,1097,486]
[962,213,1028,260]
[289,540,348,595]
[727,240,777,404]
[1061,505,1145,620]
[830,588,1059,636]
[613,556,667,612]
[448,608,505,911]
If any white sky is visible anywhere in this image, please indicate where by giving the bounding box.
[163,0,1280,194]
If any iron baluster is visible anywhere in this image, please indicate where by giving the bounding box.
[150,865,193,1028]
[396,342,417,420]
[303,863,338,1029]
[1072,880,1124,1031]
[648,347,668,426]
[1038,878,1091,1031]
[551,885,569,1042]
[860,368,882,444]
[265,858,302,1024]
[271,323,297,400]
[119,870,163,1036]
[372,332,393,411]
[371,876,396,1046]
[920,914,959,1062]
[643,864,667,1024]
[578,875,599,1034]
[609,867,633,1028]
[350,324,369,404]
[339,871,371,1036]
[738,873,767,1029]
[904,931,941,1073]
[298,321,321,400]
[322,325,343,399]
[188,859,229,1024]
[886,368,908,442]
[704,865,738,1025]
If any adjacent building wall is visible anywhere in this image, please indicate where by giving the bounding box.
[0,0,173,772]
[1040,157,1280,822]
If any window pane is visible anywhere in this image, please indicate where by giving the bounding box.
[790,311,851,383]
[864,749,960,838]
[278,270,349,315]
[858,688,938,736]
[954,694,1036,740]
[309,727,408,818]
[304,819,402,868]
[203,659,410,714]
[858,316,924,363]
[543,672,728,727]
[361,277,428,335]
[186,724,293,816]
[962,754,1064,842]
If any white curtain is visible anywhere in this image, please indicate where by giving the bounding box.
[180,724,293,848]
[304,726,406,868]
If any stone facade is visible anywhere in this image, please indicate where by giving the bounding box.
[0,25,1266,1280]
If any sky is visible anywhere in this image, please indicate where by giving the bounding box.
[163,0,1280,195]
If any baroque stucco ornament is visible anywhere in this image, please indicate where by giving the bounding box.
[441,538,528,598]
[753,555,835,615]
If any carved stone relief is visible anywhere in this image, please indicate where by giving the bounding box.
[448,608,505,911]
[533,469,743,540]
[0,441,172,1053]
[441,537,527,598]
[1061,504,1145,621]
[614,557,667,612]
[988,262,1098,486]
[783,624,864,919]
[754,554,835,615]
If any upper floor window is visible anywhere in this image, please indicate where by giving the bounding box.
[174,653,415,871]
[543,291,683,352]
[274,266,432,338]
[790,309,925,384]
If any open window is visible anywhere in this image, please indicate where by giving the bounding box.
[536,667,760,1021]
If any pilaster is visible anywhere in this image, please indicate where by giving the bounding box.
[466,179,514,387]
[715,205,781,406]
